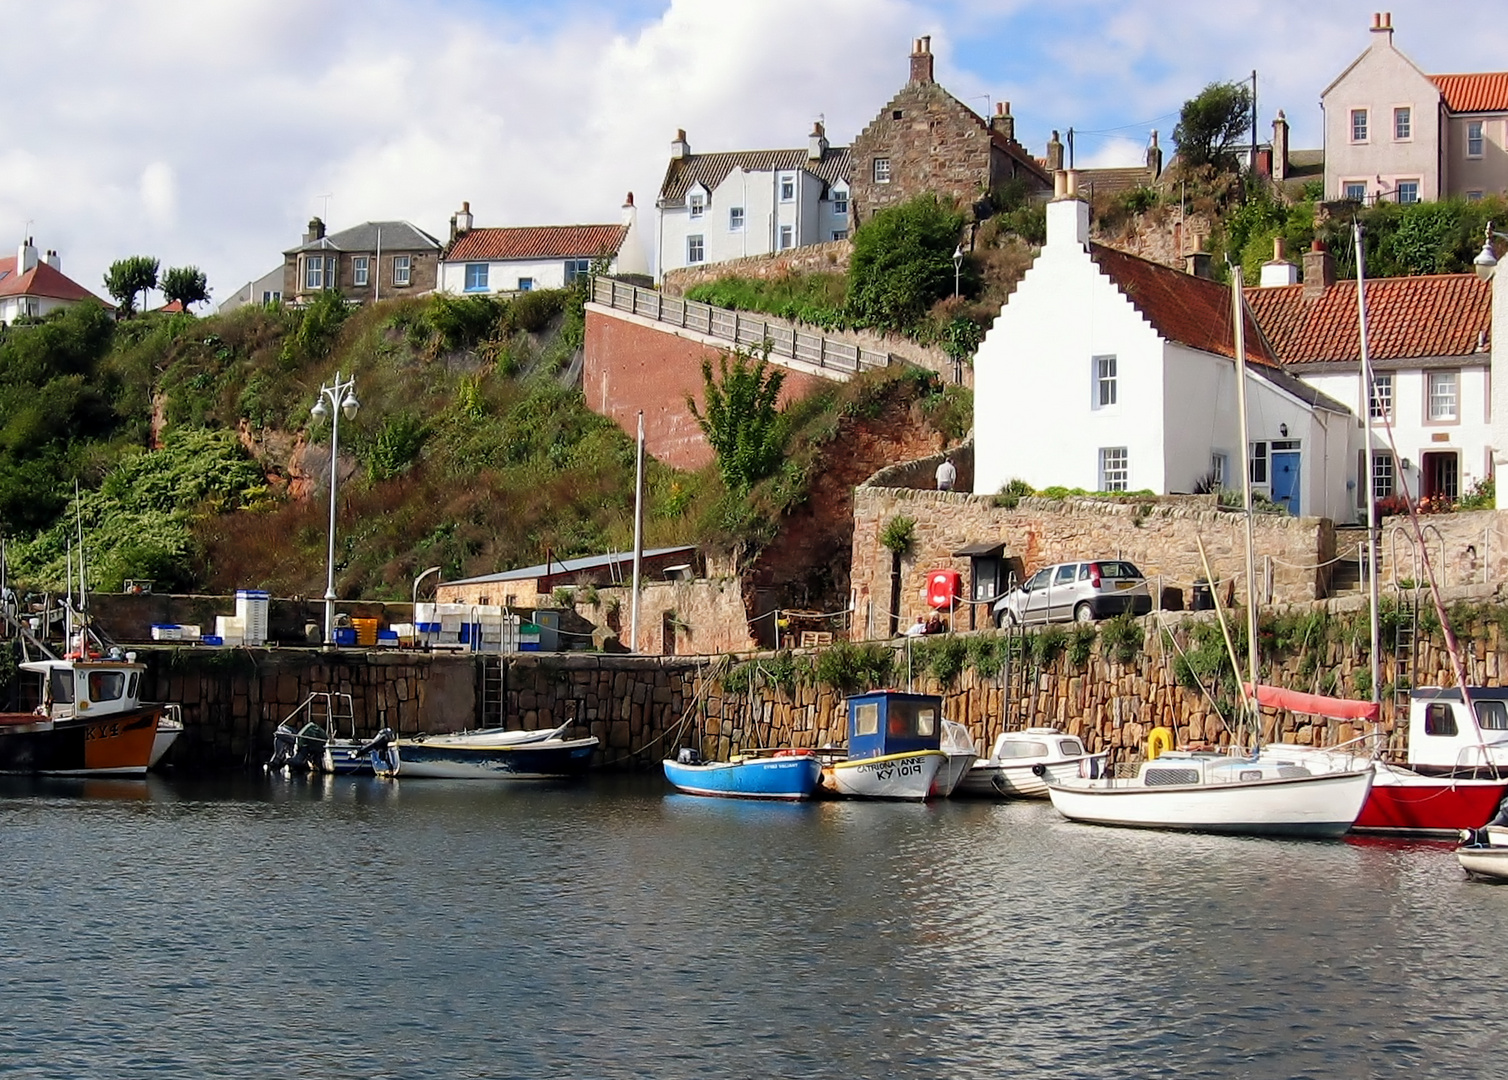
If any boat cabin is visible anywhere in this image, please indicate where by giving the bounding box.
[1407,688,1508,773]
[21,657,148,721]
[993,727,1087,761]
[1135,751,1312,787]
[846,691,942,761]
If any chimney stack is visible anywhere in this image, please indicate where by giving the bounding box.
[909,35,934,84]
[17,238,37,274]
[670,128,690,160]
[1046,170,1090,247]
[808,121,829,162]
[1272,111,1290,182]
[1146,130,1163,178]
[1185,252,1212,280]
[1303,239,1335,300]
[450,200,473,242]
[44,249,60,271]
[304,217,325,244]
[1260,236,1299,287]
[1046,130,1064,173]
[622,191,637,227]
[1370,11,1394,45]
[989,102,1016,143]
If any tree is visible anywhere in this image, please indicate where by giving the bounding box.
[687,347,786,493]
[847,194,967,334]
[103,256,160,317]
[160,266,210,313]
[1173,82,1253,171]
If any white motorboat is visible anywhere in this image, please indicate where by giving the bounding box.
[361,726,599,780]
[1457,824,1508,881]
[1045,751,1374,838]
[149,705,184,768]
[956,727,1108,798]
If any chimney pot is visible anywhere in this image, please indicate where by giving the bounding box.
[909,34,935,84]
[1046,130,1064,173]
[625,191,634,207]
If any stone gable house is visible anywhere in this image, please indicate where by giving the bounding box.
[653,126,851,280]
[1323,12,1508,203]
[849,36,1050,225]
[974,172,1356,521]
[282,218,442,306]
[439,196,648,296]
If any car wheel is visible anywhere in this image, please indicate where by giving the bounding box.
[997,609,1018,629]
[1074,602,1094,623]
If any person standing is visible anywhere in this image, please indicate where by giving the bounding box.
[935,454,956,491]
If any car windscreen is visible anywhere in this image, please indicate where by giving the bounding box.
[1094,561,1142,580]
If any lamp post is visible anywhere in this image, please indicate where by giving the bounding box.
[1474,221,1506,280]
[952,245,963,298]
[311,371,360,645]
[412,566,441,609]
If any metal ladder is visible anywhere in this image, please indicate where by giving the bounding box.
[480,655,505,727]
[1392,587,1418,712]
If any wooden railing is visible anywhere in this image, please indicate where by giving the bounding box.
[591,277,891,376]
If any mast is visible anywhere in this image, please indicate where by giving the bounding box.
[1353,222,1383,707]
[629,410,645,652]
[1229,264,1261,745]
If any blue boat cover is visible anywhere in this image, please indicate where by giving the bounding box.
[846,691,943,761]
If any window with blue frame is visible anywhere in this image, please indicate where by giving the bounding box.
[464,263,489,292]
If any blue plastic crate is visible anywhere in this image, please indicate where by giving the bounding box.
[333,627,357,646]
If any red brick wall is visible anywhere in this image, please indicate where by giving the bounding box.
[583,305,827,471]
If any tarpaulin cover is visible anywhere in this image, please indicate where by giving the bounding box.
[1245,683,1381,723]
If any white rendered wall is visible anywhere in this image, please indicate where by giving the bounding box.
[439,255,618,295]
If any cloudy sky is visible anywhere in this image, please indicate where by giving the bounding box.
[5,0,1507,307]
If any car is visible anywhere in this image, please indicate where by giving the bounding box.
[992,559,1153,627]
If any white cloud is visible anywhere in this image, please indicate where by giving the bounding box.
[4,0,1508,302]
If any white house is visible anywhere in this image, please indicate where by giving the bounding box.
[439,195,648,296]
[0,239,106,325]
[1248,240,1494,511]
[217,265,284,314]
[973,174,1356,521]
[654,126,851,281]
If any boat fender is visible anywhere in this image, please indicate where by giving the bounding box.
[1079,757,1102,779]
[1147,727,1174,761]
[1030,764,1047,777]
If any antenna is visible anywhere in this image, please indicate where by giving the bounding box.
[316,194,332,220]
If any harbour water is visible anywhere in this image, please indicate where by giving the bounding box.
[3,773,1505,1079]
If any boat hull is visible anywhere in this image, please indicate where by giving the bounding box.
[958,754,1108,799]
[662,755,822,800]
[0,706,162,777]
[827,750,946,801]
[148,716,184,769]
[1354,775,1508,835]
[375,736,598,779]
[1046,768,1374,838]
[1457,845,1508,881]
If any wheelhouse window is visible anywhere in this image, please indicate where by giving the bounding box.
[464,263,488,292]
[563,258,591,284]
[687,235,705,264]
[873,157,891,184]
[854,703,879,737]
[49,669,74,704]
[393,255,412,287]
[353,256,369,287]
[728,206,745,232]
[1094,354,1117,407]
[1428,371,1458,421]
[1468,120,1485,158]
[1476,700,1508,731]
[1350,109,1369,142]
[1394,107,1411,140]
[1370,373,1393,419]
[1000,741,1050,759]
[87,671,125,702]
[1099,447,1128,492]
[1425,702,1458,737]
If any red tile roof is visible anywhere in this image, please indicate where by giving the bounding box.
[1431,73,1508,113]
[1087,244,1276,366]
[0,255,102,303]
[1243,273,1490,365]
[446,224,628,262]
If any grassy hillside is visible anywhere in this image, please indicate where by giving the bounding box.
[1,285,959,602]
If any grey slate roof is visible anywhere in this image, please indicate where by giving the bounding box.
[285,220,442,256]
[445,546,698,586]
[657,147,851,207]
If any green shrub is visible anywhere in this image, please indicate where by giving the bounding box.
[814,640,895,692]
[1068,623,1098,667]
[847,194,967,333]
[880,515,916,555]
[1099,614,1144,665]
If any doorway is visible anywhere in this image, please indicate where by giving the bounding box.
[1421,451,1459,502]
[1271,448,1301,515]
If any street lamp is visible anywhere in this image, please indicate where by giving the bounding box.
[311,371,360,645]
[1474,221,1506,280]
[952,245,964,298]
[412,565,441,609]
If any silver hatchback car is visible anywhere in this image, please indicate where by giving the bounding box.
[993,559,1152,626]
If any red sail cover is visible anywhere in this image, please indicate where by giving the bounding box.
[1246,684,1381,723]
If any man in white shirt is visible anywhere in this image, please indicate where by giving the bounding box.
[935,454,956,491]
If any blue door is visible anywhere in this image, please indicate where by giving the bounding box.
[1271,450,1301,515]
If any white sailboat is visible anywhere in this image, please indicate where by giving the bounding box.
[1044,262,1373,837]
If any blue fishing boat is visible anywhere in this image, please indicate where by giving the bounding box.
[662,749,822,800]
[824,690,950,801]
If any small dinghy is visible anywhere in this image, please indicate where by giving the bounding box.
[1456,799,1508,881]
[662,748,822,801]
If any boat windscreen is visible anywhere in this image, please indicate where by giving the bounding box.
[998,740,1049,759]
[1477,700,1508,731]
[50,669,74,704]
[854,703,879,737]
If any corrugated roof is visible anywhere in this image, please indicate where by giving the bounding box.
[658,147,850,206]
[445,546,697,586]
[1244,273,1491,366]
[0,255,103,304]
[1431,72,1508,113]
[285,220,441,255]
[1087,244,1276,366]
[446,224,627,262]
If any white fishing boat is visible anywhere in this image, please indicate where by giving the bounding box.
[824,691,948,801]
[149,705,184,768]
[956,727,1108,798]
[935,719,979,798]
[1046,751,1374,837]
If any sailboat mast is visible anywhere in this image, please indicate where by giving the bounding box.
[629,410,645,653]
[1229,265,1261,733]
[1353,223,1383,706]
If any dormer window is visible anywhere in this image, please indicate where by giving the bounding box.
[779,175,795,202]
[832,190,849,215]
[689,192,706,219]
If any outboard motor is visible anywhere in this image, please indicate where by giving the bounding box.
[355,728,398,776]
[677,747,702,765]
[267,722,299,773]
[288,722,329,772]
